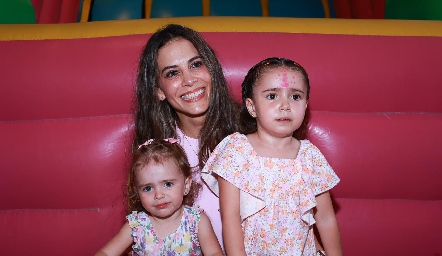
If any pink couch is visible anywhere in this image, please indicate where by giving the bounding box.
[1,17,441,255]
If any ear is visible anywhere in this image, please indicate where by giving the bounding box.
[246,98,257,118]
[157,88,166,101]
[184,177,192,196]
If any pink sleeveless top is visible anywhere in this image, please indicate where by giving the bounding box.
[176,127,224,250]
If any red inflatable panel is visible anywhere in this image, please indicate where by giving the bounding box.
[2,33,441,121]
[0,207,124,255]
[308,111,442,200]
[335,198,442,256]
[332,0,386,19]
[0,35,145,120]
[30,0,81,23]
[0,116,133,209]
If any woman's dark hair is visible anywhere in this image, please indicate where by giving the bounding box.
[127,139,201,212]
[240,57,310,139]
[135,24,239,168]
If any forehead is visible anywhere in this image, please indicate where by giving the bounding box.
[256,67,306,90]
[136,159,183,183]
[157,38,199,67]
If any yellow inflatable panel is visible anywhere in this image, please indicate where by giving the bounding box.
[1,17,442,41]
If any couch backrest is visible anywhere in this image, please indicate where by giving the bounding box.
[1,17,441,255]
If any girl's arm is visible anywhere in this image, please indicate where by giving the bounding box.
[218,176,247,256]
[315,191,343,256]
[94,223,133,256]
[197,211,224,256]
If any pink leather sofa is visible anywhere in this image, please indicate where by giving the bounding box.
[1,17,441,255]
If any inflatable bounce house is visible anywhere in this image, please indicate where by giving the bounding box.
[1,0,442,255]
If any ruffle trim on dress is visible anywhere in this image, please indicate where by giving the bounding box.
[186,206,201,249]
[298,175,317,226]
[127,211,157,255]
[202,133,266,222]
[298,141,341,226]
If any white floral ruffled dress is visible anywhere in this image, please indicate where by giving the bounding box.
[202,133,340,255]
[127,206,202,256]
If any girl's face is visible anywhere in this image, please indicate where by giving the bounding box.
[246,67,308,138]
[136,158,191,220]
[156,38,212,120]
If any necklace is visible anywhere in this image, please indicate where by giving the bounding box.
[182,133,199,158]
[182,133,201,172]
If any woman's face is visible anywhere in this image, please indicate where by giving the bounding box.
[156,38,212,120]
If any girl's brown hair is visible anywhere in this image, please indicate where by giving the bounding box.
[127,139,201,213]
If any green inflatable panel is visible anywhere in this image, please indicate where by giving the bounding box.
[385,0,442,21]
[0,0,36,24]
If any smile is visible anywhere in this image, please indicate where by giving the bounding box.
[181,88,204,100]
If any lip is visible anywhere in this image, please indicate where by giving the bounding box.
[180,88,205,102]
[276,118,292,123]
[155,203,169,209]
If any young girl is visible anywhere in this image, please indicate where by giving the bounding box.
[202,57,342,255]
[95,139,223,256]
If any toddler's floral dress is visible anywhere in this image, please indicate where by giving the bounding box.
[127,206,202,256]
[202,132,340,255]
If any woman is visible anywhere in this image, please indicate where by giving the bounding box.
[134,23,239,248]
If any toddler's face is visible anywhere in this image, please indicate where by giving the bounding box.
[136,158,191,220]
[246,67,308,138]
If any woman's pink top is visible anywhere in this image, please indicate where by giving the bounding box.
[176,127,223,250]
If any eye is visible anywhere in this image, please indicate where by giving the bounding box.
[291,94,302,101]
[190,60,204,69]
[266,93,277,100]
[165,69,179,78]
[142,186,153,192]
[164,181,173,188]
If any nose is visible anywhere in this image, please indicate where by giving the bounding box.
[280,98,291,111]
[154,189,164,200]
[182,70,197,87]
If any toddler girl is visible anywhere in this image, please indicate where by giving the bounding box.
[96,139,223,256]
[202,57,342,255]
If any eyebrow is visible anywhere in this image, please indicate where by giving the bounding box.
[160,56,202,74]
[262,88,305,93]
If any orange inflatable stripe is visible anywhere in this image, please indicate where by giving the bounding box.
[1,17,442,41]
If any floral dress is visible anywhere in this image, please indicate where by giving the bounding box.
[127,206,202,256]
[202,133,340,255]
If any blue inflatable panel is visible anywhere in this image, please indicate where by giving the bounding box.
[90,0,143,21]
[269,0,325,18]
[210,0,262,16]
[151,0,202,18]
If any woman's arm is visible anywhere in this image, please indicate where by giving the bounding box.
[198,211,224,256]
[218,176,247,256]
[94,223,133,256]
[315,191,343,256]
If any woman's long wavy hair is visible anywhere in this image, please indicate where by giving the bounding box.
[127,140,201,213]
[240,57,311,139]
[135,24,239,168]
